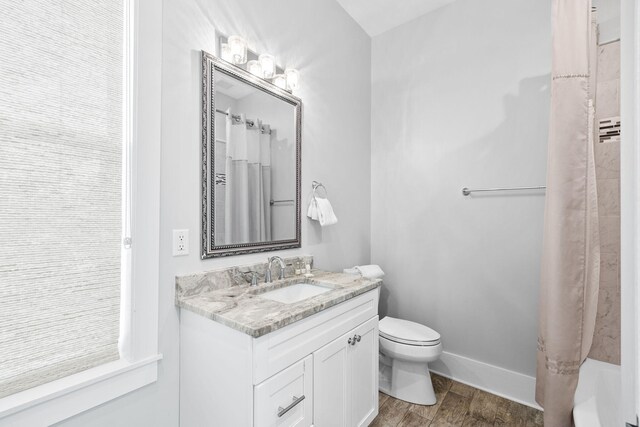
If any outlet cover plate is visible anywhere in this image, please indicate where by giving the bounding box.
[173,229,189,256]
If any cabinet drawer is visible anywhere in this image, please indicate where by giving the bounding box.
[254,355,313,427]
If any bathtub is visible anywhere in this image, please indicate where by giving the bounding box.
[573,358,622,427]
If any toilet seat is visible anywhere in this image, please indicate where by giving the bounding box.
[379,316,440,346]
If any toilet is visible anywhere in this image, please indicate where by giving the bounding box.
[378,316,443,405]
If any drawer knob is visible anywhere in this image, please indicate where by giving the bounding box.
[277,395,305,418]
[356,334,361,342]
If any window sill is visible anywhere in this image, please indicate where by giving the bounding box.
[0,354,162,426]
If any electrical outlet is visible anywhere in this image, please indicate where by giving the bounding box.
[173,229,189,256]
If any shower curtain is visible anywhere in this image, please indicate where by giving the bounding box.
[224,110,272,244]
[536,1,599,426]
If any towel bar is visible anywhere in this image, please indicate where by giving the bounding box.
[270,199,294,206]
[462,186,546,196]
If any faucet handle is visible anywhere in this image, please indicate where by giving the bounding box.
[250,271,259,286]
[236,270,259,286]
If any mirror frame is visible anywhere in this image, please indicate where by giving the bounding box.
[201,51,302,258]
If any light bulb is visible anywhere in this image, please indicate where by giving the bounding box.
[259,53,276,79]
[285,68,300,90]
[246,60,262,77]
[272,74,287,90]
[220,43,233,63]
[227,35,247,65]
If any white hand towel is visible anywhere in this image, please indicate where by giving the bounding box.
[315,197,338,227]
[355,265,385,279]
[307,197,319,220]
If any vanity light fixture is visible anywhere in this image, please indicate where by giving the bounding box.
[259,53,276,79]
[272,74,287,90]
[285,68,300,90]
[228,35,247,64]
[217,35,301,93]
[246,60,263,77]
[220,43,233,63]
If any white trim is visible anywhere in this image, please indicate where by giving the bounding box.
[126,0,162,364]
[429,351,540,410]
[621,0,640,424]
[119,0,135,361]
[0,356,161,425]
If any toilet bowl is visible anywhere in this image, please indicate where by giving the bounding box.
[378,316,443,405]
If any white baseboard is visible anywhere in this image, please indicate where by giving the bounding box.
[429,351,542,410]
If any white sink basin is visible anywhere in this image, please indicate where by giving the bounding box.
[259,283,331,304]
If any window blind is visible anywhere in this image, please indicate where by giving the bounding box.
[0,0,124,398]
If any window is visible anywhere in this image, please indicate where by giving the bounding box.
[0,0,160,423]
[0,0,125,398]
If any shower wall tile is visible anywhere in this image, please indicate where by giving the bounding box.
[597,43,620,82]
[597,178,620,216]
[596,80,620,118]
[589,286,621,365]
[599,252,619,284]
[589,40,620,365]
[599,216,620,254]
[594,139,620,179]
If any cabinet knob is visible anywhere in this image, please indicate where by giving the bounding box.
[348,337,354,345]
[355,334,361,342]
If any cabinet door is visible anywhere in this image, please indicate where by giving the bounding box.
[254,355,313,427]
[313,330,350,427]
[349,316,379,427]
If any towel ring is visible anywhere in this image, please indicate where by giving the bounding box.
[312,181,328,198]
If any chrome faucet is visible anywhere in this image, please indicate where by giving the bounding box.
[265,256,286,283]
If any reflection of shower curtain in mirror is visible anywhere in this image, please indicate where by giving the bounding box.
[224,109,272,244]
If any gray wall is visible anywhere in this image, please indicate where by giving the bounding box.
[58,0,371,425]
[371,0,551,377]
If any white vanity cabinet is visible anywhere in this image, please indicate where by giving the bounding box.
[179,288,379,427]
[313,316,379,427]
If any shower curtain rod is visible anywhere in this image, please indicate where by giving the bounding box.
[214,109,273,134]
[215,108,254,126]
[462,185,546,196]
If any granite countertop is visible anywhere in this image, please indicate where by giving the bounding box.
[176,270,381,338]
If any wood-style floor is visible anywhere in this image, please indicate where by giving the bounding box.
[371,373,544,427]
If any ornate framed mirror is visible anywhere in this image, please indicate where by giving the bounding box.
[201,51,302,258]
